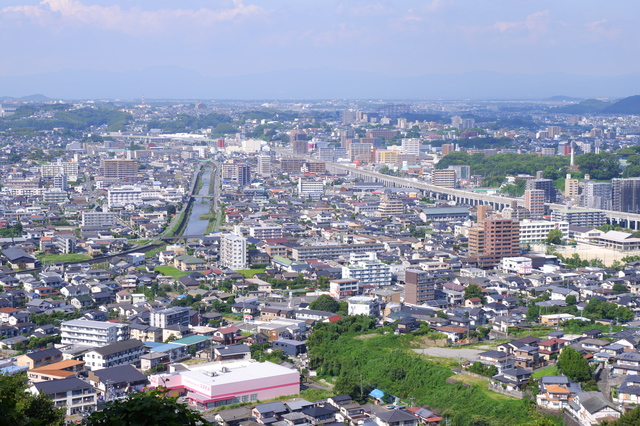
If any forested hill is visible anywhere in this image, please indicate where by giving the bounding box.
[554,95,640,114]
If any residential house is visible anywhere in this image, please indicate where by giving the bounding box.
[536,376,581,410]
[29,376,97,416]
[476,350,514,373]
[16,348,62,369]
[491,368,532,391]
[374,410,419,426]
[566,391,621,426]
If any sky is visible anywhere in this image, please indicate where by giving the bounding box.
[1,1,639,86]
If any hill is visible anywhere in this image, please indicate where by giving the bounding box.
[602,95,640,114]
[554,98,611,113]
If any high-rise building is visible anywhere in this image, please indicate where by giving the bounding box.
[102,160,139,180]
[612,178,640,213]
[582,181,612,210]
[526,179,557,203]
[235,163,251,187]
[280,158,304,172]
[257,155,272,176]
[298,179,324,199]
[468,206,520,268]
[376,195,404,216]
[447,165,471,180]
[401,138,421,156]
[292,139,308,155]
[404,269,435,305]
[524,189,545,217]
[220,233,247,270]
[431,169,456,188]
[565,174,579,199]
[441,143,455,156]
[319,147,347,162]
[53,174,67,192]
[451,116,463,129]
[349,143,373,162]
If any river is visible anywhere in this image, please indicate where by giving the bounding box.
[183,167,213,236]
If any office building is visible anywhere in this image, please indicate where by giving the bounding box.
[432,169,456,188]
[235,163,251,187]
[404,269,435,304]
[526,179,557,203]
[280,158,304,172]
[61,319,130,346]
[376,150,399,165]
[524,189,545,217]
[550,209,606,227]
[81,212,116,227]
[220,233,247,270]
[468,206,520,268]
[318,147,346,162]
[349,142,373,162]
[612,178,640,213]
[102,160,139,180]
[151,307,191,329]
[448,165,471,180]
[257,155,272,176]
[376,195,404,216]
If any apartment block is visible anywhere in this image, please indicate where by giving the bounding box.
[61,319,130,346]
[292,243,385,261]
[220,233,247,270]
[83,339,146,371]
[150,307,191,329]
[404,269,435,305]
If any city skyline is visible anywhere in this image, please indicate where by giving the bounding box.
[2,1,640,99]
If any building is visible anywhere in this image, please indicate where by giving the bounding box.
[83,339,145,371]
[81,212,116,227]
[16,348,62,369]
[249,226,284,240]
[329,278,359,299]
[257,155,272,176]
[292,243,385,261]
[280,158,304,172]
[401,138,421,156]
[271,339,307,357]
[612,177,640,213]
[220,233,247,270]
[431,169,456,188]
[235,164,251,187]
[53,174,67,191]
[468,206,520,268]
[347,296,379,316]
[297,179,324,199]
[598,231,640,251]
[441,143,455,156]
[565,174,579,199]
[342,260,392,287]
[448,165,471,180]
[582,181,612,210]
[500,257,533,275]
[61,319,130,346]
[526,179,557,203]
[518,219,569,244]
[376,195,404,216]
[151,307,191,329]
[524,189,545,217]
[550,209,606,228]
[149,360,300,410]
[319,147,346,162]
[404,269,435,305]
[102,159,139,180]
[29,377,97,416]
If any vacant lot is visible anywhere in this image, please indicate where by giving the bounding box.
[413,347,484,361]
[155,266,191,279]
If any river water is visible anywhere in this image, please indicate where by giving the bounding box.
[184,167,213,236]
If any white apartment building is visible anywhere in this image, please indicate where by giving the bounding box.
[298,179,324,199]
[348,296,379,316]
[41,161,80,179]
[342,260,392,287]
[518,219,569,244]
[61,319,130,347]
[401,138,421,156]
[249,225,283,240]
[150,307,191,329]
[220,233,247,270]
[30,377,96,416]
[500,257,533,275]
[107,185,184,208]
[81,212,117,227]
[257,155,272,176]
[83,339,145,371]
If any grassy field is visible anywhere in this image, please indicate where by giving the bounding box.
[145,245,167,258]
[155,266,191,279]
[237,268,266,278]
[533,365,559,379]
[38,253,92,264]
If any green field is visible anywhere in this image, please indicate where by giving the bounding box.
[237,268,266,278]
[38,254,92,264]
[155,266,191,279]
[532,365,559,379]
[145,245,167,258]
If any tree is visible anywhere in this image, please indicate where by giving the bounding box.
[0,372,65,426]
[612,283,628,294]
[545,229,563,245]
[600,405,640,426]
[85,387,211,425]
[565,294,577,305]
[309,294,340,313]
[464,284,484,302]
[557,346,591,382]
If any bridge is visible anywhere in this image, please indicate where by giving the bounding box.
[278,149,640,230]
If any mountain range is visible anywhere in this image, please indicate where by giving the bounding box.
[2,67,640,100]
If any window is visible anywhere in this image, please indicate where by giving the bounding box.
[250,394,258,401]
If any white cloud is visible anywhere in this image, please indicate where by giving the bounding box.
[585,19,621,39]
[2,0,266,35]
[492,10,550,39]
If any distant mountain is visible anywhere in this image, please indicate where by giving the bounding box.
[2,67,640,100]
[602,95,640,114]
[554,98,612,114]
[546,95,584,102]
[19,94,53,101]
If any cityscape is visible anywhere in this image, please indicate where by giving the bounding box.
[3,1,640,426]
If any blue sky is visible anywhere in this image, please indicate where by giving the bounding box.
[2,0,638,79]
